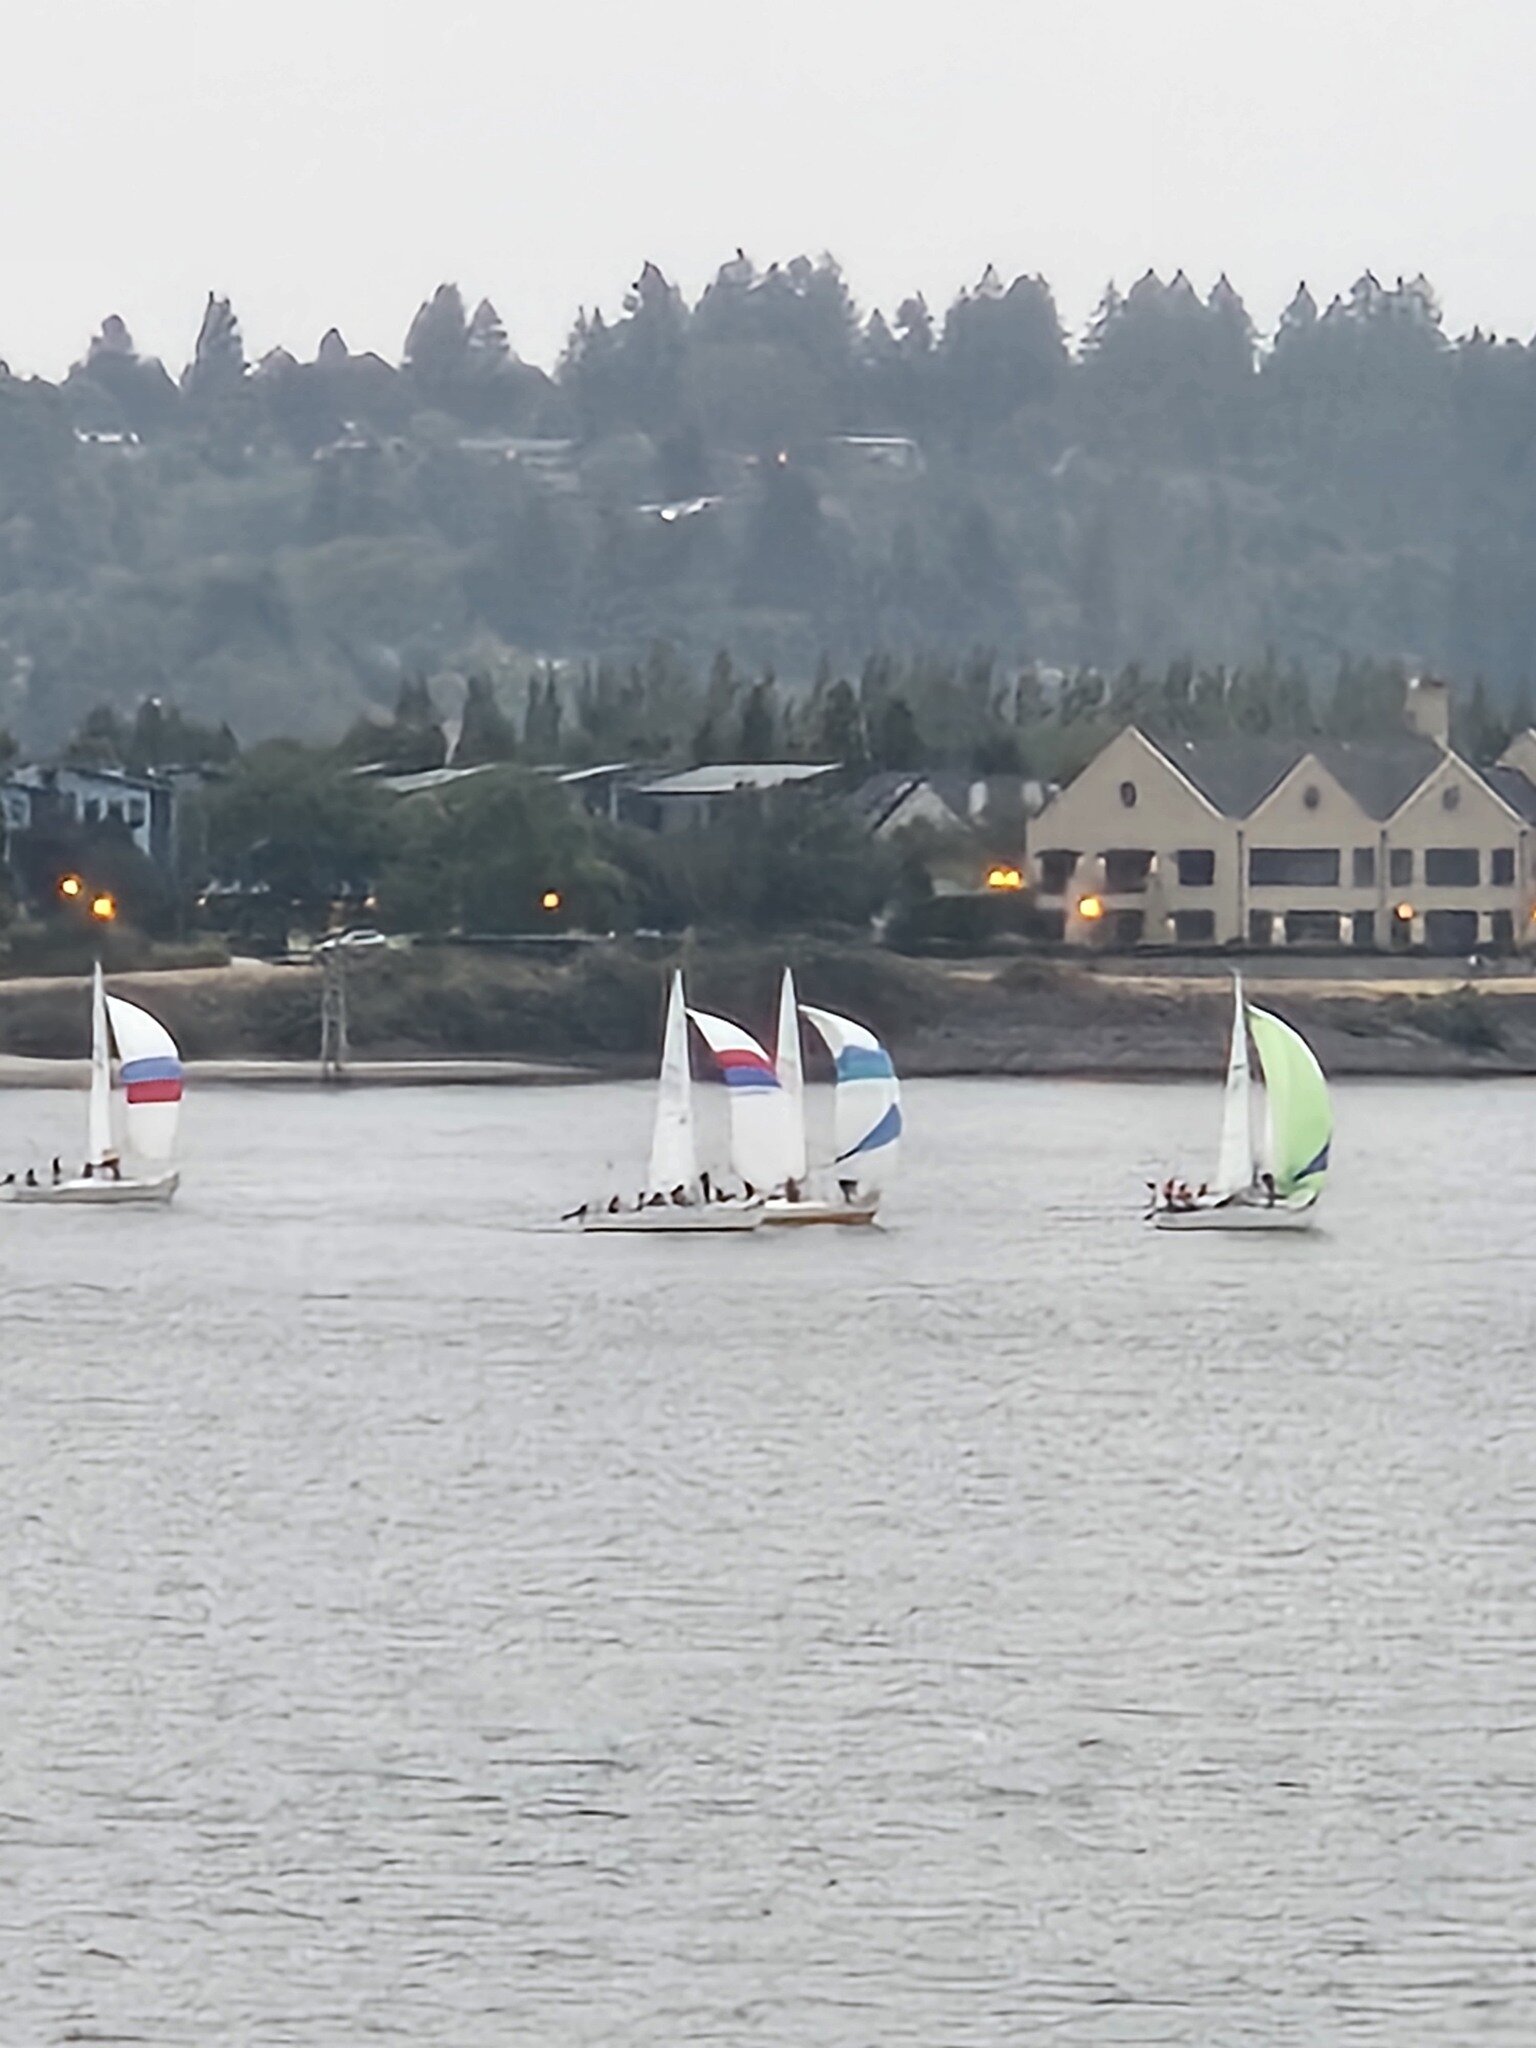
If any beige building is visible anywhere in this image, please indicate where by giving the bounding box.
[1028,679,1536,952]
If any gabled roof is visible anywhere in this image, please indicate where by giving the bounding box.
[1310,739,1442,819]
[1141,731,1302,817]
[1481,763,1536,823]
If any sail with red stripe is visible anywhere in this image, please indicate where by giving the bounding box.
[106,994,183,1167]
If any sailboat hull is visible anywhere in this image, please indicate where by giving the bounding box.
[763,1198,879,1226]
[1151,1200,1316,1233]
[11,1171,180,1207]
[581,1201,763,1233]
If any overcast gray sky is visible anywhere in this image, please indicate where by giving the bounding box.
[6,0,1530,376]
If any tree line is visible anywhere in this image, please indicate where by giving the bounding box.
[3,261,1535,753]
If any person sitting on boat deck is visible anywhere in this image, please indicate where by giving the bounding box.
[561,1202,588,1222]
[606,1194,622,1214]
[742,1181,756,1201]
[783,1178,803,1204]
[1196,1182,1209,1201]
[0,1173,12,1187]
[82,1162,94,1179]
[700,1169,712,1202]
[838,1177,859,1204]
[670,1184,689,1206]
[647,1191,667,1207]
[1260,1171,1277,1207]
[23,1168,37,1188]
[50,1157,62,1184]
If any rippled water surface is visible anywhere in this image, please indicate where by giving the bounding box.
[4,1076,1536,2044]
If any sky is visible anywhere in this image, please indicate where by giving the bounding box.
[5,0,1533,377]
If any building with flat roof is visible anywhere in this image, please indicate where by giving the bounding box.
[1027,681,1536,953]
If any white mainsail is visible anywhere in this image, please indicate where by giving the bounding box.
[105,992,184,1168]
[687,1008,797,1191]
[1212,971,1253,1196]
[647,970,698,1194]
[799,1005,903,1195]
[87,962,114,1167]
[774,967,807,1184]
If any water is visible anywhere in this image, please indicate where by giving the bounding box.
[4,1076,1536,2044]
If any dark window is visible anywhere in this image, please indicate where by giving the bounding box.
[1351,910,1376,949]
[1492,847,1515,886]
[1037,849,1078,895]
[1352,846,1376,887]
[1176,847,1215,887]
[1442,783,1461,811]
[1248,910,1274,946]
[1491,909,1514,951]
[1389,848,1413,886]
[1172,909,1215,943]
[1118,780,1137,809]
[1389,905,1414,948]
[1302,783,1321,810]
[1285,910,1343,945]
[1424,908,1479,953]
[1104,848,1153,893]
[1248,847,1340,887]
[1425,847,1479,887]
[1111,909,1144,946]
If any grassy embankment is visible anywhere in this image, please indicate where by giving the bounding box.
[1,941,1535,1076]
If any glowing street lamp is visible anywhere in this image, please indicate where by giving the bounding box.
[540,890,563,913]
[1077,894,1105,921]
[985,865,1025,892]
[58,873,83,901]
[90,892,118,922]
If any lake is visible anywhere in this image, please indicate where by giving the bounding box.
[3,1076,1535,2043]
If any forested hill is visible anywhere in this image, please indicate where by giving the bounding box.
[3,259,1535,747]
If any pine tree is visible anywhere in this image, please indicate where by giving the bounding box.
[873,695,922,770]
[404,283,470,385]
[183,293,246,397]
[737,679,778,761]
[456,675,518,764]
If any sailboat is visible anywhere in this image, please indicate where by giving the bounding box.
[1151,974,1331,1232]
[685,1004,800,1199]
[12,964,182,1205]
[580,970,762,1232]
[768,998,902,1224]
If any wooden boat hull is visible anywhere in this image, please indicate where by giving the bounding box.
[1151,1201,1315,1233]
[10,1170,180,1207]
[763,1198,879,1227]
[581,1202,763,1233]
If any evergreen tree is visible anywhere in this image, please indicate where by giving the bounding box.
[873,695,922,770]
[737,678,778,760]
[456,674,518,764]
[183,293,246,398]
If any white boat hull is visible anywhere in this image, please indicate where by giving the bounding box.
[763,1198,879,1227]
[1152,1200,1316,1233]
[10,1170,180,1207]
[581,1201,763,1233]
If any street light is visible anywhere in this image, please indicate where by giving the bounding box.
[90,893,117,923]
[58,873,83,901]
[541,889,562,912]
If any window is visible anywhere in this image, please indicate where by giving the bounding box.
[1491,910,1514,952]
[1285,910,1343,945]
[1111,909,1144,946]
[1351,910,1376,949]
[1176,847,1215,887]
[1104,848,1153,893]
[1248,847,1340,887]
[1118,780,1138,808]
[1492,847,1515,886]
[1037,849,1078,896]
[1172,909,1215,943]
[1442,784,1461,811]
[1303,783,1321,810]
[1248,909,1274,946]
[1425,847,1479,886]
[1352,847,1376,887]
[1389,848,1413,886]
[1424,909,1479,953]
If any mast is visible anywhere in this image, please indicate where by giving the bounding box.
[647,970,698,1194]
[775,967,807,1183]
[87,962,114,1167]
[1213,971,1253,1194]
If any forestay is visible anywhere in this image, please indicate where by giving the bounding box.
[687,1008,796,1191]
[88,963,114,1168]
[799,1005,903,1193]
[106,993,184,1167]
[1247,1005,1331,1207]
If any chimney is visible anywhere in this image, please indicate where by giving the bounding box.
[1403,674,1451,748]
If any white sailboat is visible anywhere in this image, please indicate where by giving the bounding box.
[581,970,762,1232]
[12,964,182,1205]
[757,975,901,1225]
[1152,974,1331,1232]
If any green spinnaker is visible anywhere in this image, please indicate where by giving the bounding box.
[1248,1005,1332,1205]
